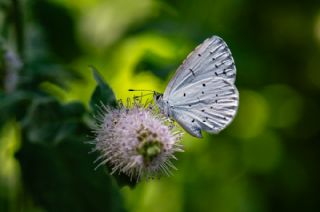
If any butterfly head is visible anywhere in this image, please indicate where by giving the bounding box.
[153,92,167,114]
[153,92,163,104]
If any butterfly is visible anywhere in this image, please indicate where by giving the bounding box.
[133,36,239,138]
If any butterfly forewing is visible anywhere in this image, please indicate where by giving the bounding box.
[164,36,236,99]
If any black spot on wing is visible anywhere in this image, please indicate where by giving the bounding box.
[189,68,195,76]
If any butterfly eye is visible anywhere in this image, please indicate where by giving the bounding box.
[156,95,160,100]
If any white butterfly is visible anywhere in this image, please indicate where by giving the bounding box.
[153,36,239,138]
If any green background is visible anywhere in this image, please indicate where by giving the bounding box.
[1,0,320,211]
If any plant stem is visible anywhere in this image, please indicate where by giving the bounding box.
[11,0,24,59]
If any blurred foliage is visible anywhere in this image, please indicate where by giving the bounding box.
[1,0,320,211]
[89,65,116,111]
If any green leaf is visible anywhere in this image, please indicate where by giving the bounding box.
[0,91,33,130]
[21,59,81,90]
[22,97,86,145]
[89,66,116,113]
[16,94,126,211]
[16,136,126,212]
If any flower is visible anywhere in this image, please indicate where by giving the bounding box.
[92,98,183,181]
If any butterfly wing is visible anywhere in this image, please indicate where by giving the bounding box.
[160,35,238,137]
[163,36,236,99]
[169,77,238,138]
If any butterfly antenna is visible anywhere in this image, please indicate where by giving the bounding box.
[128,89,155,93]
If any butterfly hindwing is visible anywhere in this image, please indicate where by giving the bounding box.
[171,110,203,138]
[169,77,238,137]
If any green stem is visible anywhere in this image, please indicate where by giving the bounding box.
[11,0,24,59]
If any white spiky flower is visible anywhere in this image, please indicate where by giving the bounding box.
[92,98,183,181]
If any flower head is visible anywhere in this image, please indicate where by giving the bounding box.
[92,98,183,180]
